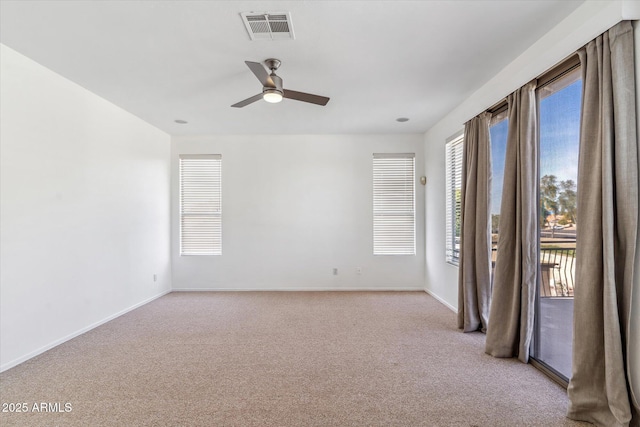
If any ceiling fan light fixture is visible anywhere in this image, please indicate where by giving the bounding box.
[263,89,283,103]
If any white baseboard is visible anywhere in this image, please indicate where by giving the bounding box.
[172,287,425,292]
[0,289,171,373]
[424,289,457,313]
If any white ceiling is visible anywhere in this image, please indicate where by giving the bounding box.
[0,0,584,136]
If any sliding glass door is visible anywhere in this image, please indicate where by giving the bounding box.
[532,67,582,381]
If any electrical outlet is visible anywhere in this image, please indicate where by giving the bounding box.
[333,268,338,275]
[153,274,157,282]
[356,267,362,275]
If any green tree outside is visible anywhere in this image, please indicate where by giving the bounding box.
[539,174,577,227]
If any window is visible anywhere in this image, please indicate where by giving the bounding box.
[373,153,415,255]
[533,65,581,382]
[489,111,509,267]
[445,133,463,264]
[179,154,222,255]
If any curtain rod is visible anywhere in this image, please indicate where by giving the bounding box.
[475,53,581,120]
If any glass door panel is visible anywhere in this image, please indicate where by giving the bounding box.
[533,67,582,381]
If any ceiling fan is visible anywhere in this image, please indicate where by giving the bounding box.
[231,59,330,108]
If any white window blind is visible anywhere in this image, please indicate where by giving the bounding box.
[445,133,463,265]
[373,153,415,255]
[179,154,222,256]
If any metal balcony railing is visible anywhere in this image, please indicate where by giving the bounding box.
[491,240,576,298]
[539,245,575,297]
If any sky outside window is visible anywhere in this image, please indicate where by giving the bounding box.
[490,118,508,218]
[489,77,581,218]
[539,79,582,184]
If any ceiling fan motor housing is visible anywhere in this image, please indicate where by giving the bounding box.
[265,74,283,93]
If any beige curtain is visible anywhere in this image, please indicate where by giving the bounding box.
[457,113,492,333]
[485,82,538,363]
[567,21,638,427]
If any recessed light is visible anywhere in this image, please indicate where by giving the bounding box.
[396,117,409,123]
[174,119,188,124]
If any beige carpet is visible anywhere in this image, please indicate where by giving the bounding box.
[0,291,589,426]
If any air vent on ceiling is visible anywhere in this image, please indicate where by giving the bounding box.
[240,12,295,41]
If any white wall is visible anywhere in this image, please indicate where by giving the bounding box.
[172,134,425,290]
[423,0,639,311]
[0,44,172,371]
